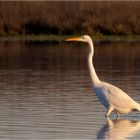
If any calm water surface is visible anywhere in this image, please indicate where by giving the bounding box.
[0,40,140,139]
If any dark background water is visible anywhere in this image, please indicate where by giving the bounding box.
[0,40,140,139]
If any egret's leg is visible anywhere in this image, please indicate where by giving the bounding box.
[105,106,114,117]
[116,112,120,120]
[116,112,120,117]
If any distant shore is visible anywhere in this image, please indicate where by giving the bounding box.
[0,35,140,42]
[1,2,140,41]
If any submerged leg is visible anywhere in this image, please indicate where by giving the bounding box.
[105,106,114,117]
[115,111,120,120]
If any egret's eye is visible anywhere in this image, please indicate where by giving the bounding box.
[81,36,84,39]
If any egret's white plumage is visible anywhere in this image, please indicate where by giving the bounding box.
[66,35,140,117]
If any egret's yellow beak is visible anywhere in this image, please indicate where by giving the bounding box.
[65,37,81,41]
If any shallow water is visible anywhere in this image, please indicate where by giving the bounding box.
[0,40,140,139]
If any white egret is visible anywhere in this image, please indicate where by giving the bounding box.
[66,35,140,117]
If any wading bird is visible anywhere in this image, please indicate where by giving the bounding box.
[66,35,140,117]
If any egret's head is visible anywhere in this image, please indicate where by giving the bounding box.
[66,35,92,43]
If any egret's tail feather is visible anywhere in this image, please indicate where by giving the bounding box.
[135,103,140,112]
[138,104,140,111]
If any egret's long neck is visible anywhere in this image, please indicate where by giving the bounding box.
[88,41,100,86]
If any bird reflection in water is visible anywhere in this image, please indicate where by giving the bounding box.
[96,118,140,139]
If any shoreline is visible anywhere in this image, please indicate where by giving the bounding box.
[0,35,140,42]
